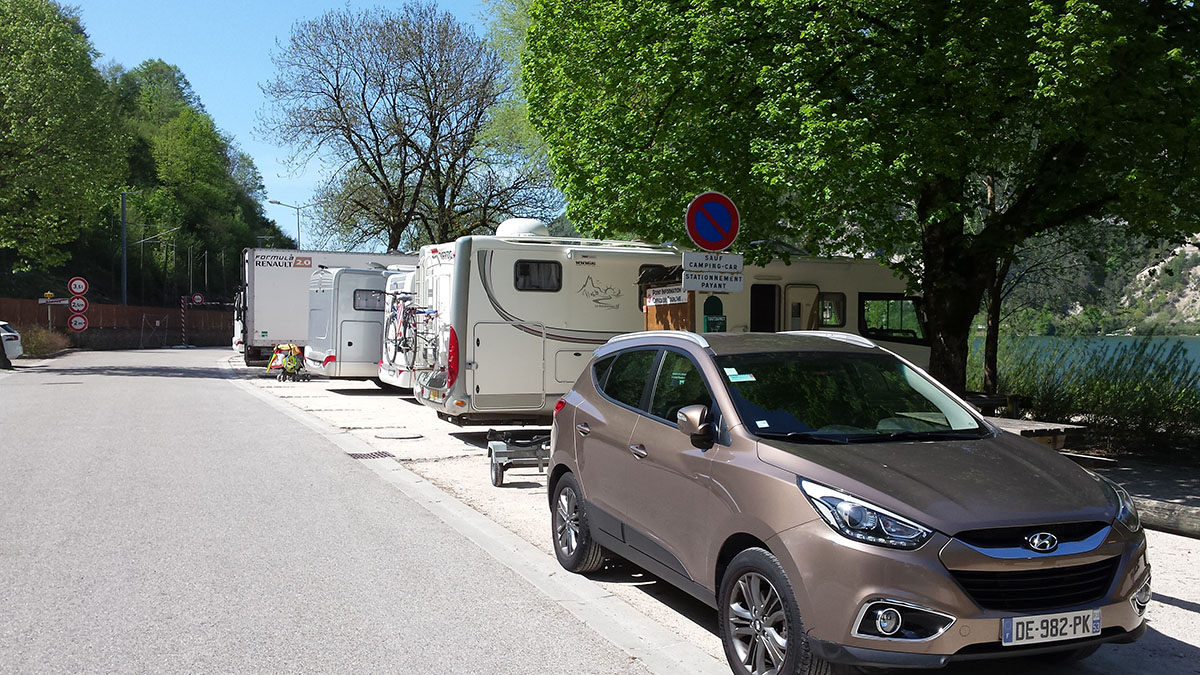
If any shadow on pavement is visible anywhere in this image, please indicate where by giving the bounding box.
[585,558,719,638]
[1153,592,1200,614]
[1095,460,1200,508]
[30,365,225,380]
[328,387,404,397]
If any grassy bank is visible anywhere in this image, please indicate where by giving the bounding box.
[968,336,1200,455]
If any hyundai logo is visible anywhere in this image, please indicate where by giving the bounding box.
[1025,532,1059,553]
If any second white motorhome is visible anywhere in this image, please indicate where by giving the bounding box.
[306,266,414,379]
[378,270,418,389]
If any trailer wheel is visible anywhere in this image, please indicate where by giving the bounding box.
[490,452,505,487]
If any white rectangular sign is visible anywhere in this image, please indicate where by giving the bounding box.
[645,285,687,306]
[682,251,744,273]
[683,272,744,293]
[37,298,70,305]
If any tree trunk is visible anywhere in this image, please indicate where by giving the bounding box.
[982,257,1011,395]
[918,180,992,395]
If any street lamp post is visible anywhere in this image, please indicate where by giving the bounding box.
[268,200,308,249]
[120,190,141,305]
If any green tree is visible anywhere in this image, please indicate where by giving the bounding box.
[525,0,1200,392]
[0,0,125,270]
[261,1,555,251]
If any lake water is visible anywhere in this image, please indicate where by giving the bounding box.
[971,335,1200,366]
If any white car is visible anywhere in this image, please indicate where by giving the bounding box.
[1,321,22,360]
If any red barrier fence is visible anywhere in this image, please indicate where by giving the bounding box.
[0,297,232,349]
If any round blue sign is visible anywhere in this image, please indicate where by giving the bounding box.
[685,192,740,252]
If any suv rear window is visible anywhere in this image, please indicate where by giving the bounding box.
[597,349,657,409]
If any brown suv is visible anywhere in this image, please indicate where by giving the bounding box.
[548,331,1148,675]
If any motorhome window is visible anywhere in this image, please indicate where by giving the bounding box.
[859,293,927,344]
[818,292,847,328]
[353,289,387,311]
[514,260,561,291]
[600,349,658,410]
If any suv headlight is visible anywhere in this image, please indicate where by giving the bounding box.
[799,479,933,550]
[1095,473,1141,532]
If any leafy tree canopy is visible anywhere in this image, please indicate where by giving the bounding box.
[0,0,125,269]
[525,0,1200,390]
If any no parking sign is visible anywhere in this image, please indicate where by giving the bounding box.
[685,192,740,252]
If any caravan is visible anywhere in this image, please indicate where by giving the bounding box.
[306,266,414,379]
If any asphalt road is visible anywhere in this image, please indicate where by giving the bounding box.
[0,349,652,674]
[4,348,1199,675]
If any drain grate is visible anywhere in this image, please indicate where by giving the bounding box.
[347,451,395,460]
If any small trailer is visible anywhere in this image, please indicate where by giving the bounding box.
[306,266,414,379]
[486,429,550,487]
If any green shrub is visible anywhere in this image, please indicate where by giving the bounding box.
[979,336,1200,453]
[14,324,70,357]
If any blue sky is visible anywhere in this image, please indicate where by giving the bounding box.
[75,1,488,248]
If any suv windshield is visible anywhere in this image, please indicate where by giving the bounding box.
[715,351,987,443]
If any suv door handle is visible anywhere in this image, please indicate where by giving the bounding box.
[629,443,648,458]
[576,423,590,436]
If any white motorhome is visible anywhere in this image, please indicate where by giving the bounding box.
[237,248,418,364]
[378,270,418,389]
[645,256,931,367]
[407,221,681,426]
[306,266,414,379]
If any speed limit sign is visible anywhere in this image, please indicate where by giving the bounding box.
[69,295,88,313]
[68,313,88,332]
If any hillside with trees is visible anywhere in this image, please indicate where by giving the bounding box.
[0,0,289,306]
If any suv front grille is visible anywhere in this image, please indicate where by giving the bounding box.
[949,557,1120,612]
[954,521,1107,549]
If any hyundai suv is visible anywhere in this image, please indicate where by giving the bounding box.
[548,331,1148,675]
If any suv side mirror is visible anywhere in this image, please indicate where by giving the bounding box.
[676,404,715,449]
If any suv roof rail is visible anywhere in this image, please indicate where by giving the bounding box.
[607,330,710,349]
[781,331,879,349]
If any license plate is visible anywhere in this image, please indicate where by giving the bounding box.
[1002,609,1101,646]
[426,388,443,402]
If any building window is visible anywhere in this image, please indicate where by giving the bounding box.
[514,260,562,292]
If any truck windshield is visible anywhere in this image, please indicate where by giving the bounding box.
[714,351,987,443]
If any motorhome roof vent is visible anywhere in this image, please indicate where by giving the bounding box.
[495,218,550,237]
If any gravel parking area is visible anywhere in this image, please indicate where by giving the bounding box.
[229,356,1200,674]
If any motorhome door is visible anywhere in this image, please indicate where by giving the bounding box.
[471,321,546,410]
[784,284,820,330]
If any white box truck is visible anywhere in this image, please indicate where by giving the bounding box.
[237,248,417,365]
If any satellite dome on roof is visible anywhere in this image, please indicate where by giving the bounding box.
[495,218,550,237]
